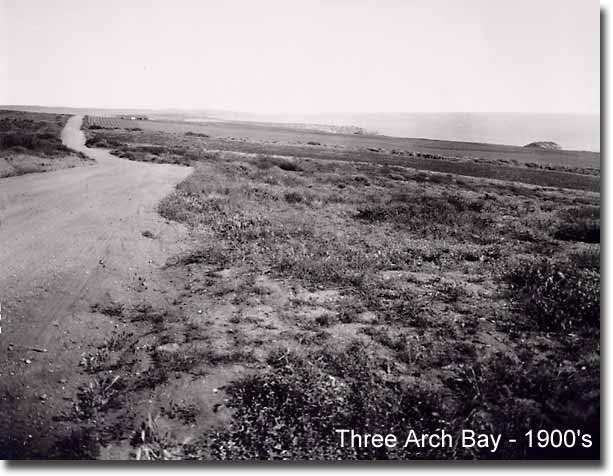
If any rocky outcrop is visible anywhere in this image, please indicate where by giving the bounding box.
[524,141,562,150]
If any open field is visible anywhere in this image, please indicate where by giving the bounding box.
[0,110,93,177]
[86,115,601,168]
[58,121,601,459]
[0,0,600,462]
[82,116,600,192]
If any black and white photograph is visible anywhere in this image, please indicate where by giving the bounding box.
[0,0,601,462]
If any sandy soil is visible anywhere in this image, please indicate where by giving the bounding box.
[0,116,192,458]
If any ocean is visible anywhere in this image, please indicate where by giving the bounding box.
[221,112,600,152]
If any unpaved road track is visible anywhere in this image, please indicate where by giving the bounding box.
[0,116,192,458]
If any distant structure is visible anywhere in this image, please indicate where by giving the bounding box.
[118,115,149,121]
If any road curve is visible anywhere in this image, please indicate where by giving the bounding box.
[0,115,192,458]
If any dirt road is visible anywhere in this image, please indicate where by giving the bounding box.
[0,116,192,458]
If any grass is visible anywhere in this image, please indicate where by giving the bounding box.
[504,254,600,332]
[84,114,601,170]
[355,193,491,240]
[83,118,600,191]
[553,206,600,243]
[0,110,70,156]
[209,341,598,459]
[0,109,92,177]
[66,121,600,460]
[154,152,599,459]
[253,154,303,171]
[73,376,124,420]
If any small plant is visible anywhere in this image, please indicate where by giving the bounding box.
[131,414,197,460]
[73,376,123,420]
[161,401,199,424]
[359,285,430,327]
[79,348,111,373]
[151,345,214,376]
[103,331,134,352]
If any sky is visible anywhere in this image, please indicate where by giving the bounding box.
[0,0,600,114]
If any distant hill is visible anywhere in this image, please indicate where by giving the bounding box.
[524,141,562,150]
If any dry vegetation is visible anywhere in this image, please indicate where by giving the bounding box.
[0,110,92,177]
[83,115,600,191]
[62,120,600,460]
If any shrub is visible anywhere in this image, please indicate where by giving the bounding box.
[357,194,484,225]
[355,194,491,240]
[274,238,374,289]
[554,206,600,243]
[504,257,600,331]
[428,173,454,184]
[284,191,303,204]
[185,131,210,138]
[448,351,600,459]
[85,136,123,148]
[353,175,370,186]
[0,130,69,155]
[208,349,351,459]
[0,132,36,149]
[208,343,450,460]
[567,248,600,271]
[254,155,303,172]
[207,342,599,459]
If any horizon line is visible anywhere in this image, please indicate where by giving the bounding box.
[0,104,601,117]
